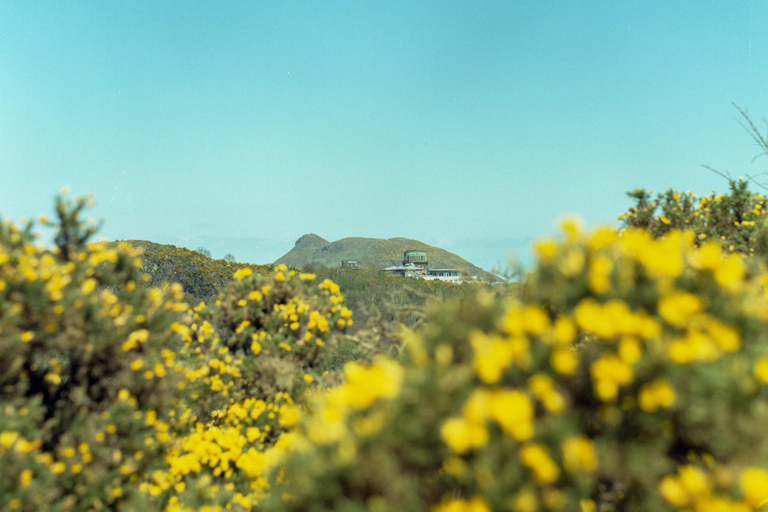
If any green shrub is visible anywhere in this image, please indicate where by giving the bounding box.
[620,179,768,258]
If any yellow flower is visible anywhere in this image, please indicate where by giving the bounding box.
[551,347,578,375]
[591,355,633,401]
[715,254,745,291]
[343,358,404,409]
[279,404,301,428]
[19,469,33,487]
[80,278,97,294]
[513,489,538,512]
[431,496,491,512]
[618,336,642,364]
[488,389,534,441]
[520,443,560,483]
[638,379,676,412]
[440,417,488,454]
[658,291,702,328]
[561,435,598,474]
[588,255,612,294]
[469,330,523,383]
[740,467,768,508]
[233,268,252,279]
[551,316,576,344]
[534,238,558,262]
[754,357,768,384]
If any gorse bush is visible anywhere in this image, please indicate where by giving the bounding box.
[266,221,768,512]
[620,178,768,258]
[0,195,353,511]
[620,104,768,260]
[5,182,768,511]
[0,194,191,510]
[134,264,353,511]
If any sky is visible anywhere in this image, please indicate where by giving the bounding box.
[2,2,768,273]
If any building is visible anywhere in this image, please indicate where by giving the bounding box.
[427,268,461,277]
[341,260,359,270]
[382,251,475,282]
[403,250,428,273]
[382,262,425,277]
[383,251,429,276]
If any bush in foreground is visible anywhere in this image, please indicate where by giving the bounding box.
[266,221,768,512]
[5,193,768,512]
[0,195,191,510]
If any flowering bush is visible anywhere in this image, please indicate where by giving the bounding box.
[620,178,768,258]
[0,194,190,510]
[0,195,353,511]
[6,190,768,512]
[142,265,354,511]
[266,221,768,512]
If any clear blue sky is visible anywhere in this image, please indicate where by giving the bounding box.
[2,2,767,272]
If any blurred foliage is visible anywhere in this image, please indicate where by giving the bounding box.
[301,266,485,367]
[267,221,768,512]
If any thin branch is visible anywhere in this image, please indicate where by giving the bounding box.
[733,102,768,155]
[702,164,732,182]
[745,173,768,193]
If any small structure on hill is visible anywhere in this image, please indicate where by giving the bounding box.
[403,250,428,272]
[384,250,429,277]
[383,250,476,282]
[341,260,359,270]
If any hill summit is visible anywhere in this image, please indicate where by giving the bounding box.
[275,235,492,280]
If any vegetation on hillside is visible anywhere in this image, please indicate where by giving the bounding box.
[301,266,497,371]
[122,240,271,304]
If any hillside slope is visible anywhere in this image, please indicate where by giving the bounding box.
[275,234,493,280]
[119,240,271,303]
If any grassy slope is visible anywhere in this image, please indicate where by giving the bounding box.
[275,234,495,281]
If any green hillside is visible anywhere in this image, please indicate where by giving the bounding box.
[275,233,494,281]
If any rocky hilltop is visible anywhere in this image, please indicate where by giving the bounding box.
[275,234,493,281]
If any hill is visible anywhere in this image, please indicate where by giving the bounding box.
[118,240,271,303]
[275,234,494,281]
